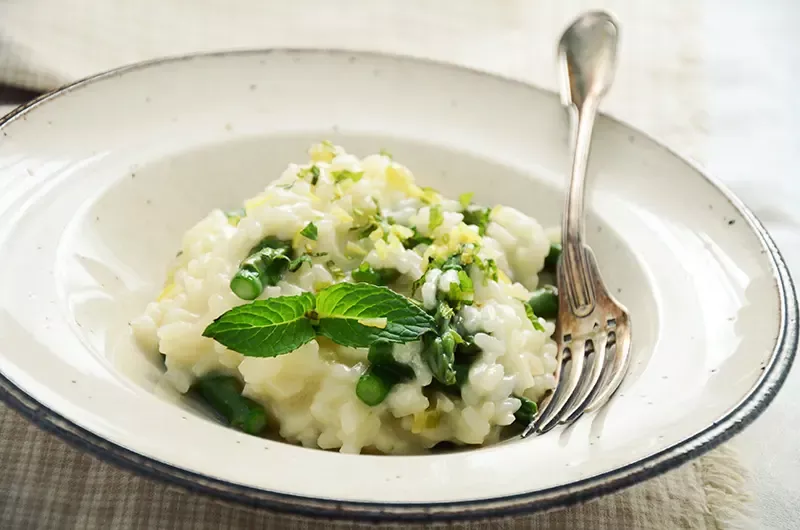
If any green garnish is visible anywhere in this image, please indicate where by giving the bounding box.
[379,148,393,159]
[351,262,401,286]
[193,375,268,435]
[204,293,317,357]
[523,301,546,332]
[300,222,318,241]
[428,205,444,233]
[224,208,246,226]
[315,283,436,347]
[229,237,294,300]
[331,169,364,183]
[298,165,321,185]
[463,205,491,235]
[458,192,474,210]
[325,260,345,281]
[403,226,434,249]
[528,285,558,320]
[473,256,499,283]
[204,284,436,358]
[513,395,538,425]
[288,254,313,272]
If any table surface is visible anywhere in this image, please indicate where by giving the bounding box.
[0,2,798,528]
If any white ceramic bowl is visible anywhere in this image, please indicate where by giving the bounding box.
[0,50,795,522]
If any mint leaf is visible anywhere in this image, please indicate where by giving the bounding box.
[315,283,435,347]
[300,222,318,241]
[203,293,316,357]
[429,205,444,233]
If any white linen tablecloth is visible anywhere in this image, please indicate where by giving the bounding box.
[0,0,798,528]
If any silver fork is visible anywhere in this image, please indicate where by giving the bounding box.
[523,11,632,437]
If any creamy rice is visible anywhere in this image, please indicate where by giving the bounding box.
[131,142,558,454]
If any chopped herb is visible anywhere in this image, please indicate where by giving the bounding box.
[325,260,345,281]
[351,262,401,286]
[300,222,318,241]
[440,253,463,272]
[463,205,491,235]
[419,187,440,205]
[428,205,444,233]
[473,256,499,283]
[224,208,246,226]
[275,182,295,190]
[523,301,546,332]
[331,169,364,183]
[298,165,321,185]
[457,270,473,294]
[458,192,474,210]
[288,254,313,272]
[379,148,393,159]
[403,226,434,249]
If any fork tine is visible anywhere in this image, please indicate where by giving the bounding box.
[532,340,586,434]
[558,332,608,423]
[584,322,631,412]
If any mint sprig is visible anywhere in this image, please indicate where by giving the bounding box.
[203,293,316,357]
[316,283,436,347]
[204,283,436,358]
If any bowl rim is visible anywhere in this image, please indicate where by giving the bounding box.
[0,48,796,522]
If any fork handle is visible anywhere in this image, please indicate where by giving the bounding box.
[561,99,599,317]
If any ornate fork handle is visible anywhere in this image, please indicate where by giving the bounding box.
[561,100,599,318]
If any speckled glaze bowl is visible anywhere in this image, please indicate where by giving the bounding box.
[0,50,794,522]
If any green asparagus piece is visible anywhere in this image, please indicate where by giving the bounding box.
[544,243,561,271]
[356,367,394,406]
[193,375,268,435]
[229,237,293,300]
[367,341,415,380]
[421,303,459,386]
[356,341,415,406]
[513,395,539,425]
[528,285,559,319]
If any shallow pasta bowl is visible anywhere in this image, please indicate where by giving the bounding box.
[0,50,795,522]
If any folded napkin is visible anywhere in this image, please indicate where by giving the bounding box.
[0,0,760,528]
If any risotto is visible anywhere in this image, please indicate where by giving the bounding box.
[131,142,561,454]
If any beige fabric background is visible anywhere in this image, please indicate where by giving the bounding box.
[0,0,778,528]
[0,404,749,529]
